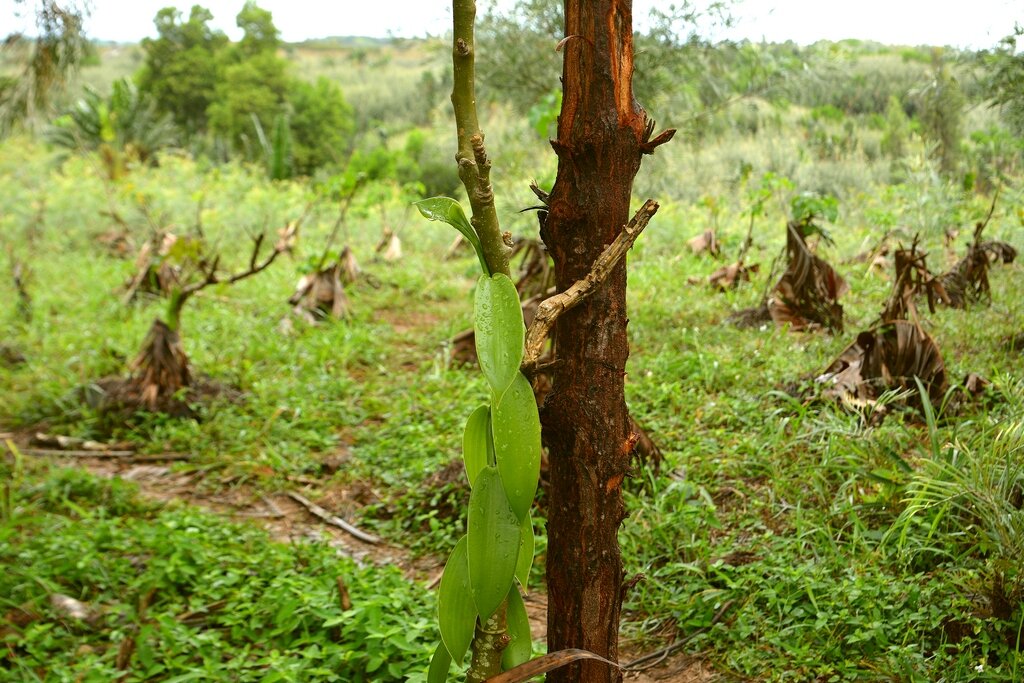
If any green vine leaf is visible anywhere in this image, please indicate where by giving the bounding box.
[501,587,532,671]
[492,373,541,521]
[414,196,489,275]
[468,466,521,621]
[428,640,453,683]
[462,405,490,486]
[515,512,534,589]
[475,274,524,402]
[437,535,476,665]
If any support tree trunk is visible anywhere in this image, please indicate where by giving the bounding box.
[540,1,666,681]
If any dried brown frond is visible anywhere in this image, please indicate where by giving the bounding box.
[818,320,948,411]
[879,241,949,323]
[127,319,191,411]
[375,228,402,261]
[938,198,1016,308]
[767,222,847,333]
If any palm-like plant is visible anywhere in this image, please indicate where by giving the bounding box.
[888,409,1024,624]
[46,78,177,178]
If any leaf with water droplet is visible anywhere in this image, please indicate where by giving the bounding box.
[493,372,541,521]
[515,511,534,589]
[414,196,489,275]
[475,274,524,402]
[468,466,521,621]
[463,404,490,486]
[437,535,476,665]
[502,586,532,671]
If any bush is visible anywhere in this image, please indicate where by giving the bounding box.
[206,50,290,154]
[287,77,355,175]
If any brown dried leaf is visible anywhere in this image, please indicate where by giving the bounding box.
[3,603,41,629]
[768,222,846,332]
[687,229,720,257]
[511,238,554,300]
[128,319,191,409]
[709,262,759,291]
[275,221,299,253]
[289,254,353,321]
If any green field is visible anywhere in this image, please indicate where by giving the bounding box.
[2,18,1024,683]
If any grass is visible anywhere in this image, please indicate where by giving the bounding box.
[2,37,1024,682]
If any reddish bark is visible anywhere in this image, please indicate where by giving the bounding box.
[539,2,658,681]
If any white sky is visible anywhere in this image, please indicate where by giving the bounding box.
[2,1,1021,48]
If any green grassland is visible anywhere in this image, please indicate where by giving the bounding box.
[2,34,1024,682]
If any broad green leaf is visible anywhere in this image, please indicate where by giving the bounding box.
[515,512,534,589]
[462,405,490,486]
[414,197,489,275]
[437,536,476,665]
[492,373,541,521]
[502,587,532,671]
[428,641,453,683]
[468,466,521,621]
[475,274,524,401]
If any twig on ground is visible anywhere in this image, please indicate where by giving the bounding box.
[20,448,136,458]
[285,490,379,544]
[16,448,193,463]
[260,494,285,518]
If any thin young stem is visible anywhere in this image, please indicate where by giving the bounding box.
[738,209,756,264]
[451,0,509,277]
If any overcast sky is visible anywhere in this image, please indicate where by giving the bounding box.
[3,1,1021,48]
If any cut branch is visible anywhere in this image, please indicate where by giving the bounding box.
[522,200,658,373]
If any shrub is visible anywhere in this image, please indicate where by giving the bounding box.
[287,76,355,175]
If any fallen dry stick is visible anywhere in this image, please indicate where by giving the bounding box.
[286,490,380,545]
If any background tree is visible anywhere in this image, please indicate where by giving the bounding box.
[206,50,289,152]
[0,0,89,134]
[914,51,966,178]
[137,5,228,135]
[135,2,354,175]
[982,24,1024,136]
[235,0,279,56]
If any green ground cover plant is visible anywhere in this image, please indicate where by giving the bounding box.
[0,461,436,682]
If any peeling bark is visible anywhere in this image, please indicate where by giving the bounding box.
[539,2,661,681]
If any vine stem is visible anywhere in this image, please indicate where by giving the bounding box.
[466,607,509,683]
[450,1,512,680]
[451,0,510,278]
